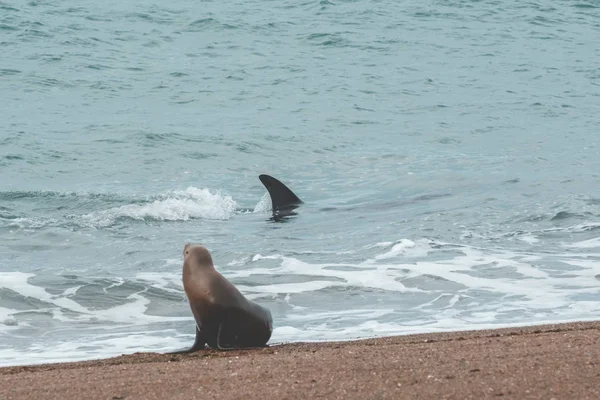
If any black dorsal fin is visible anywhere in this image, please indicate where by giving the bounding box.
[258,174,303,212]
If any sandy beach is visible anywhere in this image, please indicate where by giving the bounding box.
[1,321,599,400]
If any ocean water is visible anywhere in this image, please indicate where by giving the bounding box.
[1,0,600,367]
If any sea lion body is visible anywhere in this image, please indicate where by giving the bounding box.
[175,244,272,352]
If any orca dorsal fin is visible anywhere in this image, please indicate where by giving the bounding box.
[258,174,303,212]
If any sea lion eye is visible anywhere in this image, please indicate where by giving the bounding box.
[185,250,189,255]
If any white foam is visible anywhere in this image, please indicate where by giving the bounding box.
[565,237,600,249]
[238,281,339,294]
[4,217,49,229]
[0,306,19,327]
[62,286,81,297]
[2,235,600,367]
[0,272,89,314]
[272,315,600,344]
[164,258,182,266]
[366,241,394,249]
[252,191,272,213]
[231,255,422,293]
[374,239,430,259]
[0,272,189,325]
[227,257,251,266]
[0,331,190,367]
[518,234,539,244]
[546,222,600,233]
[285,308,395,322]
[272,320,436,342]
[239,239,600,326]
[252,253,279,262]
[136,272,183,294]
[81,187,238,227]
[563,260,600,279]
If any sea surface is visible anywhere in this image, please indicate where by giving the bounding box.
[1,0,600,367]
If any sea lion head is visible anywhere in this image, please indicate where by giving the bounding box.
[183,243,214,270]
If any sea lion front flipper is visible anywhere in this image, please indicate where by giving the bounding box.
[215,314,269,351]
[216,322,246,351]
[167,325,206,354]
[216,317,246,351]
[216,321,229,350]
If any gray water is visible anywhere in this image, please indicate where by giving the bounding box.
[1,0,600,366]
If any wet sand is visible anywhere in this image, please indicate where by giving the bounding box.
[1,321,599,399]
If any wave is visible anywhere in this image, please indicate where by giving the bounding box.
[80,187,238,227]
[0,187,241,229]
[1,237,599,366]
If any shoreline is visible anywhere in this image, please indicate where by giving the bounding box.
[4,318,600,369]
[1,320,599,399]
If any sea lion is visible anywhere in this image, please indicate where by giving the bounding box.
[171,243,273,353]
